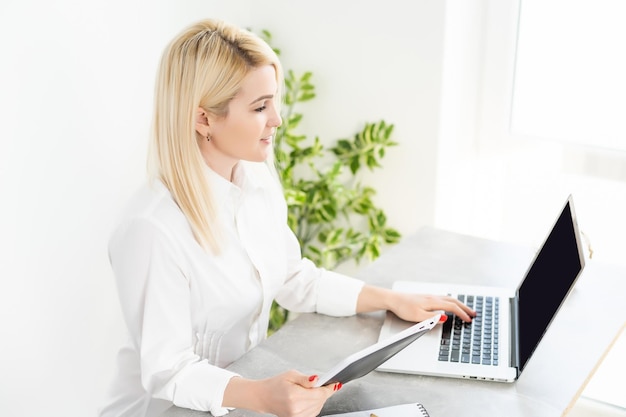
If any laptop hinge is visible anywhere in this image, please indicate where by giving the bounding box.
[509,296,520,376]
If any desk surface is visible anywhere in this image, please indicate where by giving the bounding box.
[162,227,626,417]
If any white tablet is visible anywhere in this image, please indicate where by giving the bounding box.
[314,314,441,387]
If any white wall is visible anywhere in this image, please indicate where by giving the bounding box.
[0,1,446,415]
[250,0,446,234]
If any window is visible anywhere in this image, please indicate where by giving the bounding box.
[510,0,626,152]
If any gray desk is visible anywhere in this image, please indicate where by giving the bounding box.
[163,227,626,417]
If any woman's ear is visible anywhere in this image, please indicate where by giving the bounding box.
[195,107,210,138]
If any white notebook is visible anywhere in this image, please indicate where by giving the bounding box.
[323,402,430,417]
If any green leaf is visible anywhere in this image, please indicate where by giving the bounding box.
[258,28,401,333]
[288,113,303,128]
[384,228,402,243]
[349,157,360,175]
[298,92,316,102]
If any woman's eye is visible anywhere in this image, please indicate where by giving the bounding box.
[255,105,267,113]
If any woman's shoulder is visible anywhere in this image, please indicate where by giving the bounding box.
[119,179,173,216]
[110,179,188,239]
[108,179,197,269]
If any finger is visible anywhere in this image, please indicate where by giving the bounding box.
[445,300,475,322]
[299,374,319,388]
[450,297,478,317]
[322,382,343,396]
[439,294,473,309]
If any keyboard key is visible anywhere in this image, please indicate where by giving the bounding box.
[437,293,500,366]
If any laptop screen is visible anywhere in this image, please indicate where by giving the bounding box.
[516,197,585,372]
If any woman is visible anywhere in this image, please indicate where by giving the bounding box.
[99,18,475,417]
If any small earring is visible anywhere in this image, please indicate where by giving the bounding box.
[206,133,211,142]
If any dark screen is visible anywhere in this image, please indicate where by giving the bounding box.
[517,200,583,372]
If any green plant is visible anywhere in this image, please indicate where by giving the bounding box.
[260,30,402,334]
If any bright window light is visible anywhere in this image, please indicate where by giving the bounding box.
[510,0,626,152]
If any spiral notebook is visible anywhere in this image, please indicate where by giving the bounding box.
[323,402,430,417]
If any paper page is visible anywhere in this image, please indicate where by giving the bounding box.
[322,402,431,417]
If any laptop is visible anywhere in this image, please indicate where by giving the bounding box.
[376,194,586,382]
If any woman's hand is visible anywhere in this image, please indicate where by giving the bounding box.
[223,370,341,417]
[356,285,476,323]
[386,291,476,323]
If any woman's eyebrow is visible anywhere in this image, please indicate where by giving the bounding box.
[249,94,274,105]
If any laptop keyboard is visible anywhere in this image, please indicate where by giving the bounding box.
[438,294,500,366]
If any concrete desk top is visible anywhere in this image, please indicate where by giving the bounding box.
[162,227,626,417]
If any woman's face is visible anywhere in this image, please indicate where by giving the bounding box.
[201,65,282,178]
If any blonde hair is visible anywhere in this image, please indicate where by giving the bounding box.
[148,18,283,252]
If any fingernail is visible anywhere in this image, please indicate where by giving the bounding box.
[336,382,343,391]
[439,314,447,323]
[308,375,318,382]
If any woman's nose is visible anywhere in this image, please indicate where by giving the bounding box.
[270,110,282,128]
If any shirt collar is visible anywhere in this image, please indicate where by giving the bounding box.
[204,161,266,205]
[231,161,265,191]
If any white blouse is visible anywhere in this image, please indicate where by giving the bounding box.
[99,161,365,417]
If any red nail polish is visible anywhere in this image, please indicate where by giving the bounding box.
[308,375,318,382]
[439,314,447,323]
[337,382,342,391]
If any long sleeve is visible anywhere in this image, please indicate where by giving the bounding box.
[109,217,238,415]
[101,165,367,417]
[274,223,365,317]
